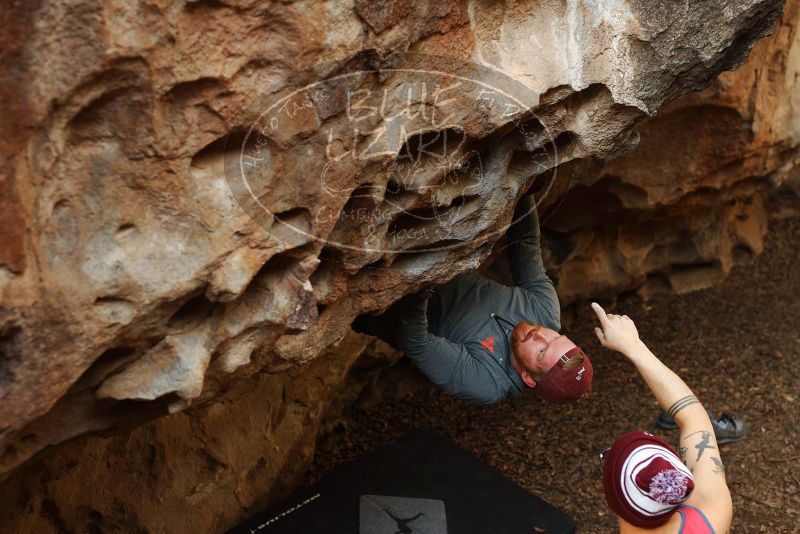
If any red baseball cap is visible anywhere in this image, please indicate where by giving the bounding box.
[536,346,593,404]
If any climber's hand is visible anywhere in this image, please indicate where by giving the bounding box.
[591,302,642,355]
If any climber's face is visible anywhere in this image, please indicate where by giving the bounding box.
[511,322,577,388]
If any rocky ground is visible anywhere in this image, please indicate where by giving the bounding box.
[308,217,800,533]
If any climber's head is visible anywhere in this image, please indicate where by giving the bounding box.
[510,322,593,404]
[601,431,695,528]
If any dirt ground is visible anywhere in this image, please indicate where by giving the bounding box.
[308,217,800,533]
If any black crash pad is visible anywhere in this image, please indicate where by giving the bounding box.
[229,428,576,534]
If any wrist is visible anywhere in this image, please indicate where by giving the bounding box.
[622,340,650,361]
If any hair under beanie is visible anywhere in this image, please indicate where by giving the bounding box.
[602,431,695,528]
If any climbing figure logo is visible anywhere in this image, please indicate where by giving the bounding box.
[359,495,447,534]
[382,508,424,533]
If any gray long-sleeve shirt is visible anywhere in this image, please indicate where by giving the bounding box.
[394,195,561,404]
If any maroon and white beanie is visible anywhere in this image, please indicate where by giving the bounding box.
[602,431,695,528]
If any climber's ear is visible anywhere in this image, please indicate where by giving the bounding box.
[520,369,537,389]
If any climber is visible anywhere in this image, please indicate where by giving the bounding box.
[352,192,593,405]
[592,302,732,533]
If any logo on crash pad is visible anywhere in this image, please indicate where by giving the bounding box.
[359,495,447,534]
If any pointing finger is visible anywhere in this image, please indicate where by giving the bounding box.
[591,302,609,326]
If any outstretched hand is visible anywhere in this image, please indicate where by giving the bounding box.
[591,302,642,355]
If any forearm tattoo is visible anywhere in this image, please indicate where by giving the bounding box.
[667,395,700,419]
[689,430,716,462]
[711,456,724,474]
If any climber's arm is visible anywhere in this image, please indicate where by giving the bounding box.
[396,294,507,404]
[507,194,560,320]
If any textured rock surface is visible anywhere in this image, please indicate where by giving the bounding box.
[0,331,397,533]
[0,0,796,532]
[532,0,800,304]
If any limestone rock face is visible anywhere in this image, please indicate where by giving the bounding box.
[534,0,800,304]
[0,0,796,531]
